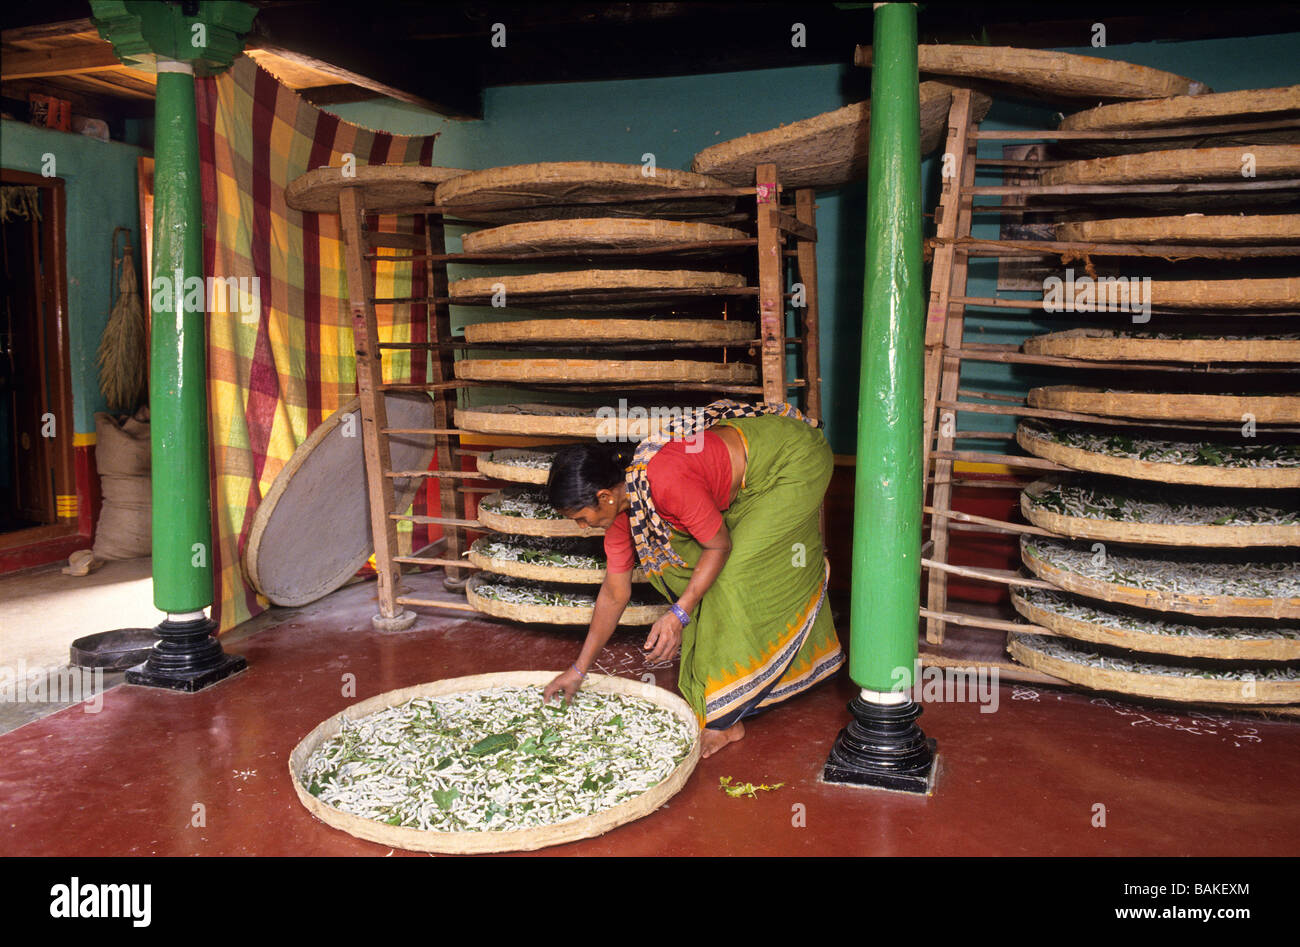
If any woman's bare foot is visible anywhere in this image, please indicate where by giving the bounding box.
[700,721,745,758]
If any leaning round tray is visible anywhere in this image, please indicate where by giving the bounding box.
[1009,587,1300,662]
[1020,477,1300,549]
[1014,421,1300,490]
[1057,214,1300,245]
[1023,329,1300,363]
[1019,536,1300,620]
[467,536,648,585]
[455,357,757,384]
[284,164,466,214]
[460,217,747,254]
[244,392,436,607]
[463,318,756,345]
[1059,85,1300,131]
[1027,386,1300,424]
[476,490,602,538]
[1040,144,1300,186]
[476,448,559,485]
[448,269,748,311]
[288,670,700,854]
[1006,632,1300,705]
[455,403,673,439]
[466,574,668,626]
[856,43,1208,102]
[689,82,991,188]
[434,161,735,223]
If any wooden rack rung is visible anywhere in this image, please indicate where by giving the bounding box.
[382,427,462,435]
[390,514,482,527]
[384,469,488,479]
[924,505,1053,536]
[919,607,1049,636]
[965,178,1300,197]
[921,558,1056,590]
[929,449,1067,472]
[394,596,481,612]
[971,118,1300,141]
[393,556,482,569]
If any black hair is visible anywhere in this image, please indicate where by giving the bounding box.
[547,442,636,512]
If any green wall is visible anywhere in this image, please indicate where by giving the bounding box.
[1,120,148,435]
[326,30,1299,453]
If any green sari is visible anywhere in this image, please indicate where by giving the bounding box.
[646,414,843,729]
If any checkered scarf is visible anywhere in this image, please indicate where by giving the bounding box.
[625,399,820,576]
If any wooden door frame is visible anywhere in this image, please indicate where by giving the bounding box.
[0,167,77,552]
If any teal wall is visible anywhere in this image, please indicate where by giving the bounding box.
[1,120,148,434]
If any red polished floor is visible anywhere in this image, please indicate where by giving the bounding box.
[3,570,1298,857]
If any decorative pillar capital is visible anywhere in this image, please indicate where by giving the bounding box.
[90,0,257,76]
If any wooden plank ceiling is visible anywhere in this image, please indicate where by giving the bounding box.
[4,1,1300,130]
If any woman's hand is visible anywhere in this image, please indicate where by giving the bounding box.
[643,611,683,664]
[543,666,584,706]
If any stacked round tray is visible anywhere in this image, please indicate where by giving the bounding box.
[1008,109,1300,702]
[1011,415,1300,702]
[438,160,752,628]
[468,479,663,626]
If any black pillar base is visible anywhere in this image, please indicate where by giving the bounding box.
[124,615,247,693]
[823,693,936,794]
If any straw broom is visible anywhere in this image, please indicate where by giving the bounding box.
[97,227,147,412]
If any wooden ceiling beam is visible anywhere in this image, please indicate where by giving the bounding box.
[1,43,122,80]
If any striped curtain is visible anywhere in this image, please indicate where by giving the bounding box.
[196,55,439,633]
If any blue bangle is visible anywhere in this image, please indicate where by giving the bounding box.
[571,663,586,679]
[670,603,691,627]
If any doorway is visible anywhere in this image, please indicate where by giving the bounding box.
[0,169,75,549]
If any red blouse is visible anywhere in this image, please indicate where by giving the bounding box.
[603,429,734,574]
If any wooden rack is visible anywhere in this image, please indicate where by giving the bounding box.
[337,164,824,624]
[919,94,1300,704]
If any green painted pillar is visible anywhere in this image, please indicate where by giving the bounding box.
[94,0,257,690]
[824,2,935,792]
[150,62,210,614]
[852,1,923,694]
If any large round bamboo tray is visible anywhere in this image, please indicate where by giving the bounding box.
[455,403,674,439]
[1146,277,1300,310]
[477,490,602,538]
[1023,329,1300,363]
[1020,477,1300,548]
[1057,214,1300,244]
[467,535,648,584]
[1010,588,1300,661]
[688,82,991,188]
[244,392,436,607]
[1019,536,1300,620]
[455,357,756,384]
[1007,632,1300,704]
[449,269,747,310]
[434,162,735,223]
[288,670,699,853]
[1015,421,1300,489]
[854,44,1209,102]
[1059,85,1300,132]
[466,574,668,626]
[285,165,466,214]
[460,218,746,255]
[1027,386,1300,424]
[1041,144,1300,187]
[476,448,559,485]
[463,318,756,345]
